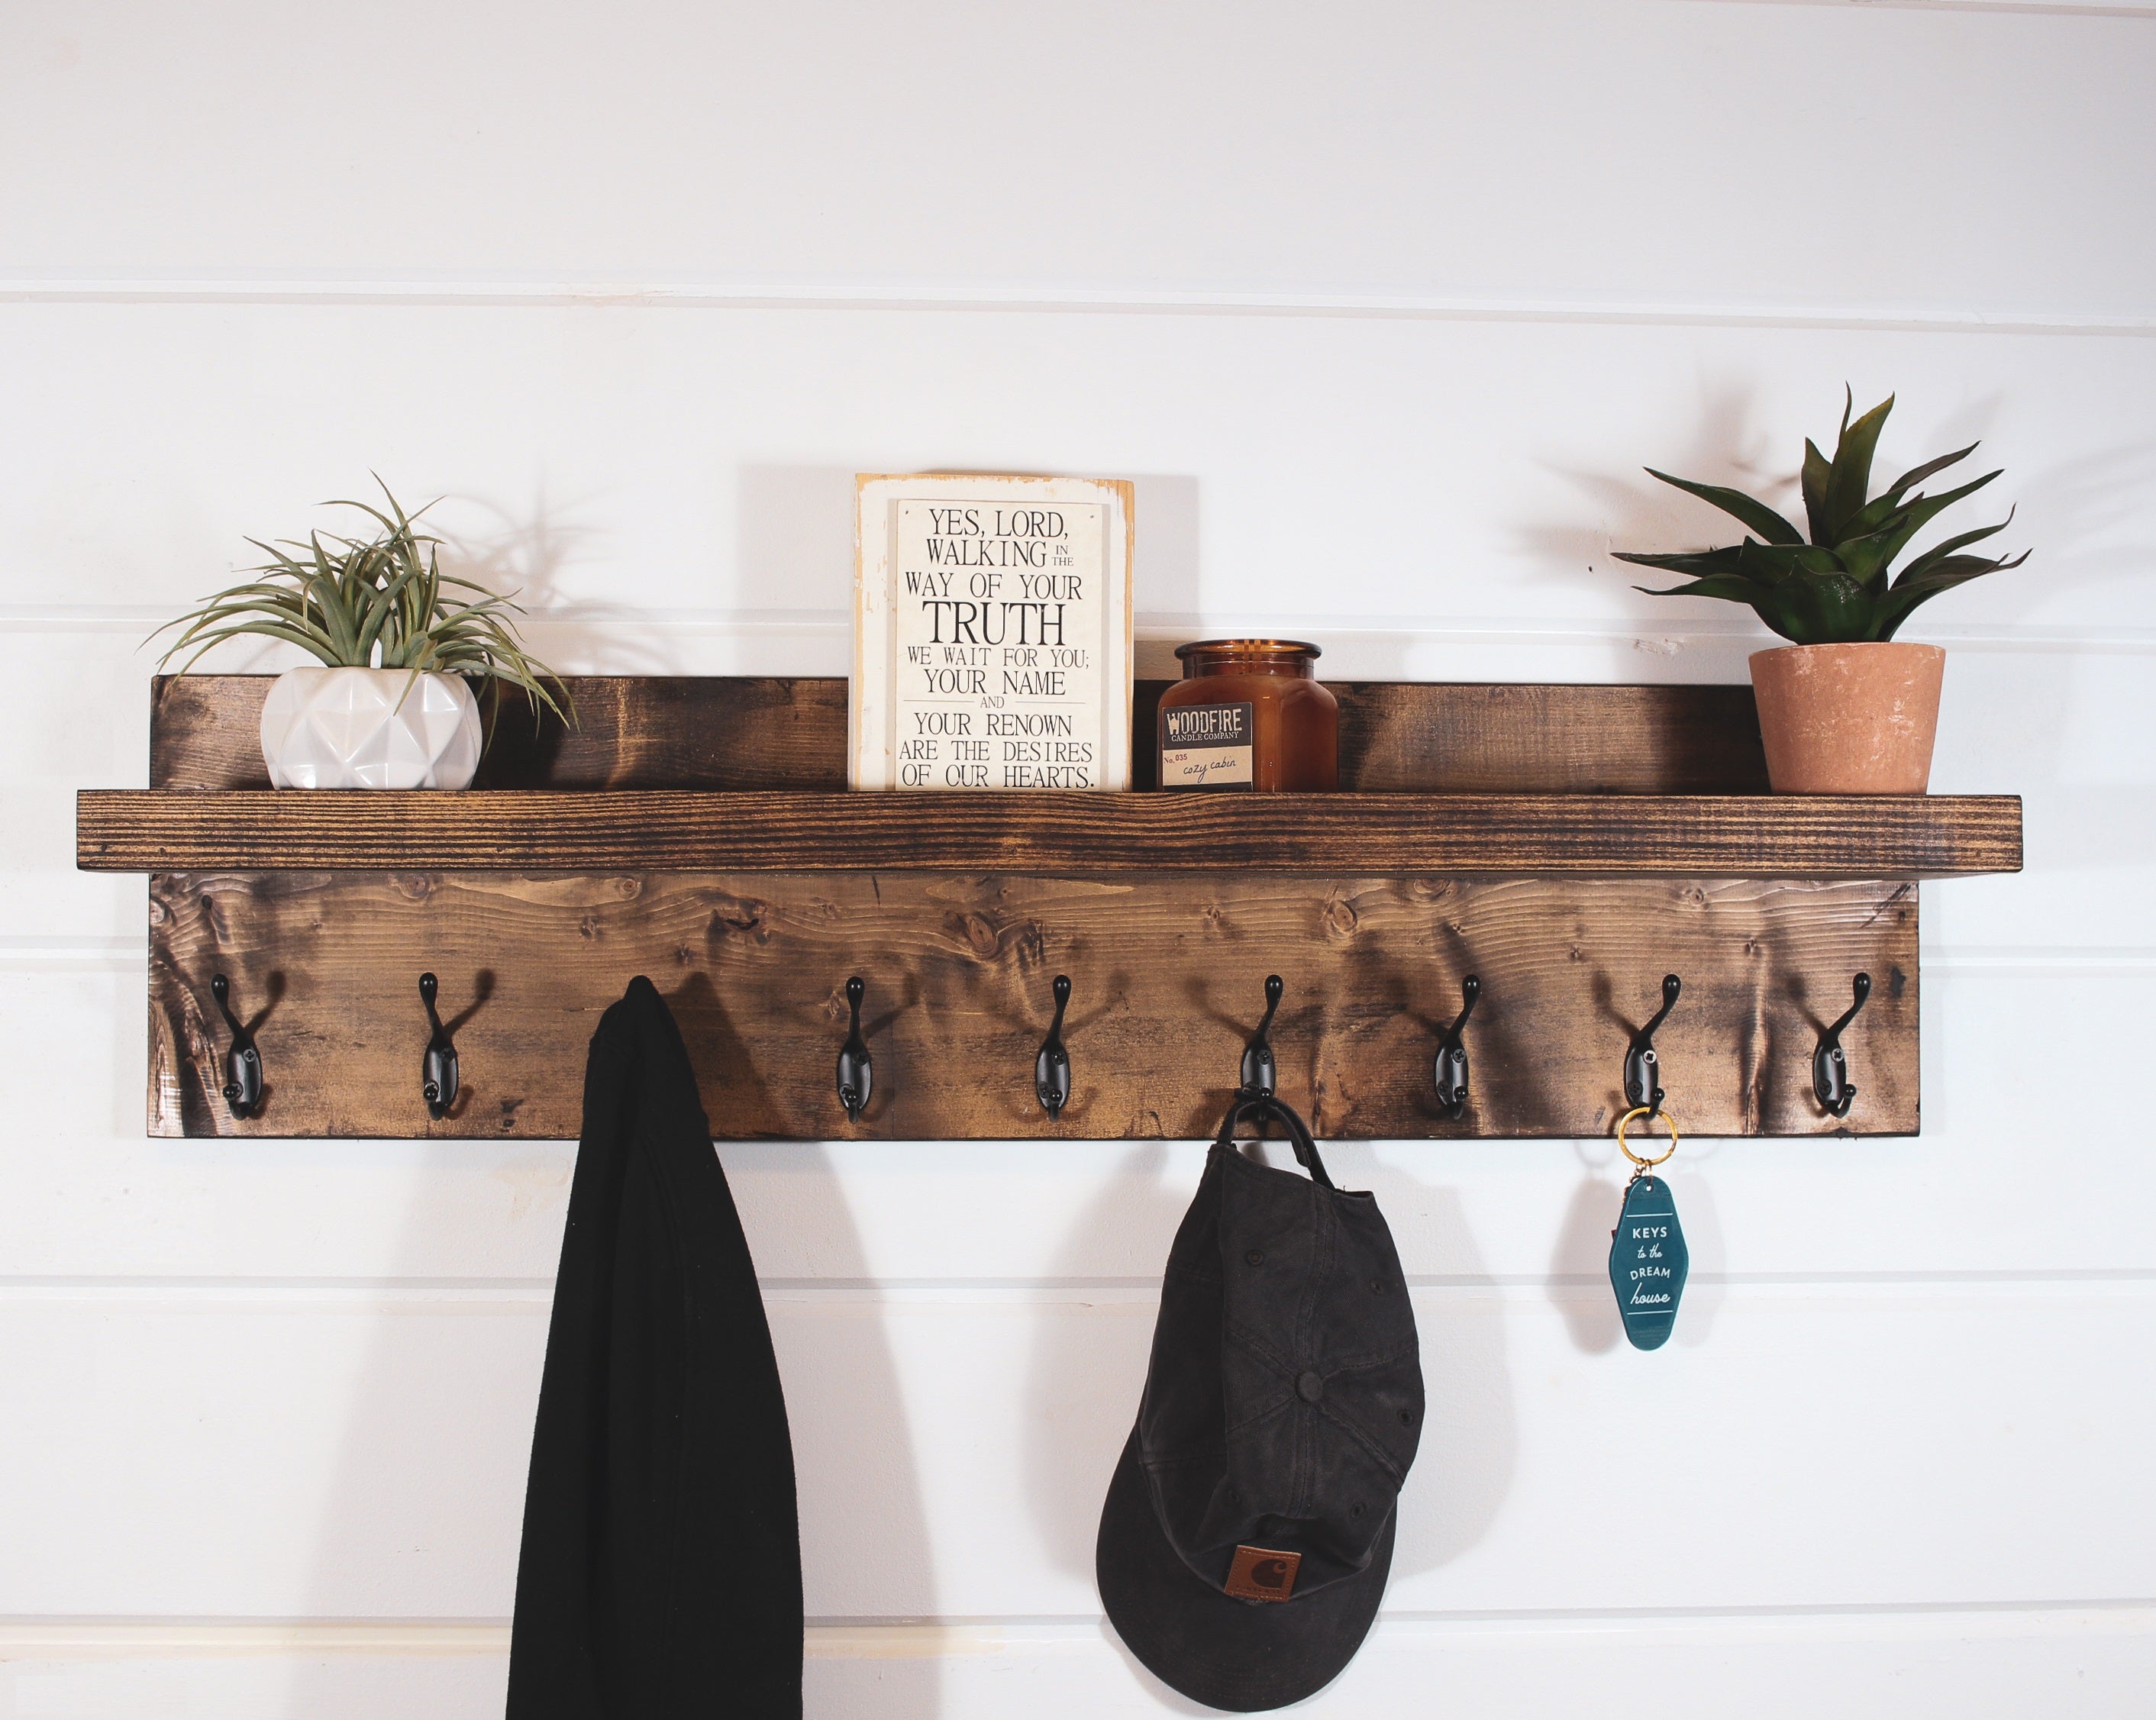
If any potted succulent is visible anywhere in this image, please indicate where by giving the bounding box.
[153,482,572,789]
[1614,392,2026,793]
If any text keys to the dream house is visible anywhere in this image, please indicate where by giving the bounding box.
[1609,1174,1689,1351]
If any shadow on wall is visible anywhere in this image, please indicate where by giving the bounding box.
[430,482,603,618]
[408,465,1209,681]
[1668,1150,1730,1350]
[2013,437,2156,625]
[738,466,858,615]
[737,461,1203,662]
[429,483,698,676]
[1022,1142,1195,1593]
[286,1131,563,1715]
[759,1147,944,1720]
[1329,1144,1519,1583]
[1546,1152,1625,1356]
[1516,379,1798,624]
[290,982,943,1719]
[1937,620,2155,886]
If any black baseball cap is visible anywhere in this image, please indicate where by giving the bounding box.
[1097,1092,1423,1712]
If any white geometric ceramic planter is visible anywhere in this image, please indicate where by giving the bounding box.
[258,666,482,789]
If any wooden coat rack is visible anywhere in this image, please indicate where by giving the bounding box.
[76,676,2021,1141]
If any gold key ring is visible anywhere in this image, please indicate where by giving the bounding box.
[1615,1104,1679,1169]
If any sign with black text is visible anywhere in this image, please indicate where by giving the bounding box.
[853,475,1134,790]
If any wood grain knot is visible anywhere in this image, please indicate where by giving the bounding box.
[951,912,1005,959]
[707,894,770,941]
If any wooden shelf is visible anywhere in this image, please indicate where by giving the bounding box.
[77,786,2022,877]
[95,676,2019,1138]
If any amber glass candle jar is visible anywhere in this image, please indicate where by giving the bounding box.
[1157,640,1338,792]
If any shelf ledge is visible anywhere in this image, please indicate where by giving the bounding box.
[76,789,2024,878]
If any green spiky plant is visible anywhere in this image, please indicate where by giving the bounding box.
[1613,392,2028,644]
[152,479,573,732]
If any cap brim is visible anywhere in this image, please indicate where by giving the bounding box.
[1096,1427,1394,1713]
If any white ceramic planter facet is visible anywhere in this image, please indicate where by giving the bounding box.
[258,667,483,789]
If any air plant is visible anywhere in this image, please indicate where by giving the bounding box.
[1614,392,2028,644]
[152,479,573,730]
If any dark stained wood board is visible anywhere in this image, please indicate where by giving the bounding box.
[147,870,1918,1141]
[82,787,2021,877]
[149,675,1772,794]
[150,675,857,792]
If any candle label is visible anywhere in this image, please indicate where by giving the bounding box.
[1608,1174,1688,1351]
[1160,702,1254,790]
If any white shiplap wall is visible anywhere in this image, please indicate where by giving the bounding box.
[5,2,2154,1715]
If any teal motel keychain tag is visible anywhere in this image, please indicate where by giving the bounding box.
[1609,1105,1689,1351]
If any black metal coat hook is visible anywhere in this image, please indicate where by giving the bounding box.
[210,973,263,1120]
[1433,974,1480,1121]
[419,972,460,1121]
[1624,973,1683,1117]
[1812,972,1872,1119]
[836,976,872,1123]
[1035,974,1073,1120]
[1241,974,1285,1097]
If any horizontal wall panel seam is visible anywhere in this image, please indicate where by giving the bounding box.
[11,608,2156,656]
[1704,0,2156,15]
[1,279,2154,335]
[3,1599,2154,1658]
[4,1275,2156,1305]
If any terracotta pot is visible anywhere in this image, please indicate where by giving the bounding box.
[1748,642,1945,794]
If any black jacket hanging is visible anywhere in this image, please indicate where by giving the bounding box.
[507,976,802,1719]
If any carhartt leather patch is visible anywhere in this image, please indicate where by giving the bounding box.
[1225,1544,1302,1602]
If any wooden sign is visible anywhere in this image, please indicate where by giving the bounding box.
[852,474,1134,790]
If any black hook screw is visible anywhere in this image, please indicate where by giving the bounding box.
[420,972,460,1121]
[210,973,263,1119]
[1433,974,1480,1121]
[1035,974,1073,1120]
[836,976,872,1123]
[1624,973,1683,1117]
[1812,972,1871,1118]
[1241,974,1284,1097]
